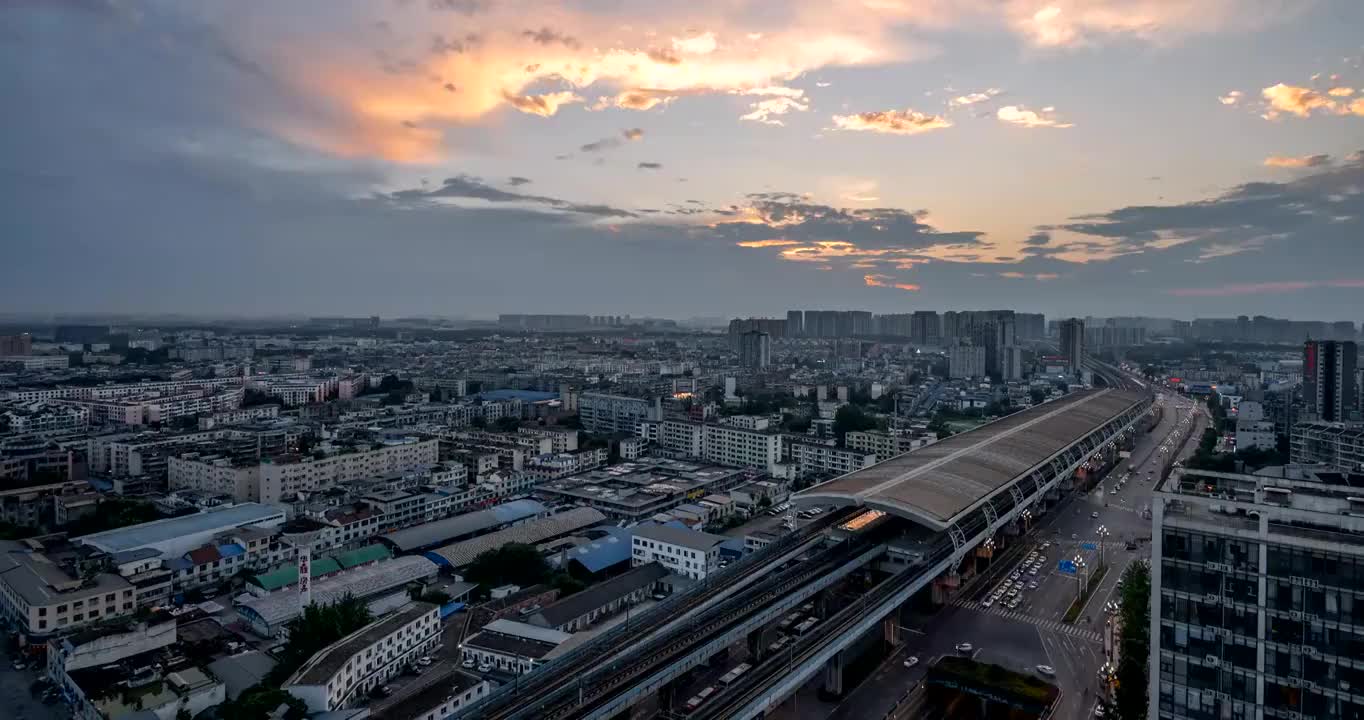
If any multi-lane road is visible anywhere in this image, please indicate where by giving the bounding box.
[765,385,1205,720]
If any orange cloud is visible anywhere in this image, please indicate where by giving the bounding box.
[1218,90,1243,105]
[224,1,1290,161]
[736,239,802,248]
[831,108,952,135]
[863,274,920,291]
[1329,87,1356,97]
[502,91,583,117]
[1263,154,1331,168]
[1261,83,1364,119]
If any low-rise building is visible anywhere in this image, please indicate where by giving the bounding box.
[167,437,440,503]
[285,602,441,713]
[385,670,491,720]
[631,524,726,581]
[784,440,876,478]
[460,619,572,676]
[845,430,933,459]
[0,536,136,640]
[1289,420,1364,472]
[525,562,668,632]
[1,401,91,435]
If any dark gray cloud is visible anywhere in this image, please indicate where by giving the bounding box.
[713,196,985,252]
[429,0,490,14]
[638,162,663,170]
[508,176,532,186]
[1025,231,1050,245]
[431,33,481,55]
[392,175,635,217]
[522,27,581,50]
[579,128,644,153]
[1050,151,1364,262]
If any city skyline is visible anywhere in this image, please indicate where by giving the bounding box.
[5,1,1364,318]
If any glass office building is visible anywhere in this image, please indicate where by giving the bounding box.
[1150,465,1364,720]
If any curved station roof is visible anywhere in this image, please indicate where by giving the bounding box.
[795,389,1147,530]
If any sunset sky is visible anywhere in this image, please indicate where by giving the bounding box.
[4,0,1363,319]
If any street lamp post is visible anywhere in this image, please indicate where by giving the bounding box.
[1096,525,1110,570]
[1074,555,1089,604]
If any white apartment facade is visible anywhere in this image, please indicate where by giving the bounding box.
[701,423,782,474]
[285,602,441,712]
[660,420,705,457]
[845,430,934,459]
[785,441,876,478]
[631,525,726,581]
[168,438,440,503]
[1,402,91,435]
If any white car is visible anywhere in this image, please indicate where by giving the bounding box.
[462,657,476,669]
[903,656,920,668]
[1091,511,1101,519]
[477,661,493,673]
[418,656,433,666]
[1036,664,1056,676]
[955,642,974,653]
[982,597,995,608]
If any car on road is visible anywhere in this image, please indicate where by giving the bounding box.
[462,657,476,669]
[477,661,492,673]
[955,642,974,653]
[1091,511,1101,518]
[418,656,433,666]
[1027,581,1039,589]
[903,656,920,668]
[982,597,994,608]
[1036,664,1056,676]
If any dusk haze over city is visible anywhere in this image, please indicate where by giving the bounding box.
[4,3,1364,720]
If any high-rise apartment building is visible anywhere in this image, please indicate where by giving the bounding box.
[1150,465,1364,719]
[0,334,32,356]
[1060,318,1085,369]
[947,344,986,379]
[737,330,771,369]
[786,310,804,337]
[1303,340,1358,422]
[910,311,941,345]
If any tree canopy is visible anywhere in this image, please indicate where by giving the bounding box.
[1114,562,1152,720]
[832,404,878,445]
[272,594,373,682]
[464,543,551,588]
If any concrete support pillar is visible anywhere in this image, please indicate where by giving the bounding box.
[816,588,835,619]
[823,650,845,697]
[748,627,771,659]
[883,615,900,646]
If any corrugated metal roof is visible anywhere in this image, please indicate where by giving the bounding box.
[380,499,547,552]
[564,526,634,574]
[797,389,1146,528]
[77,503,284,553]
[249,557,342,591]
[333,543,391,569]
[425,507,607,568]
[237,556,439,626]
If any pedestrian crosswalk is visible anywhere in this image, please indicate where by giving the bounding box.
[953,600,1102,643]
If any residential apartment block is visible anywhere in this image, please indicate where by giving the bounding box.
[1150,465,1364,719]
[168,438,440,503]
[579,392,662,435]
[285,602,441,712]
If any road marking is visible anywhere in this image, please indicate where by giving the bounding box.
[952,600,1102,643]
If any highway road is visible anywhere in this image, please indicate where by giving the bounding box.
[764,384,1205,720]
